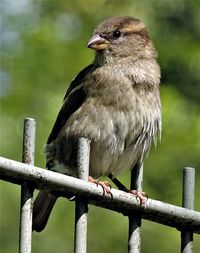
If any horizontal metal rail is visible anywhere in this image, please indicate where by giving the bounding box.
[0,156,200,234]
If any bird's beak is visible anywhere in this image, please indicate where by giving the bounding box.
[87,34,110,51]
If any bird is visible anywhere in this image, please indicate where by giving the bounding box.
[32,16,162,232]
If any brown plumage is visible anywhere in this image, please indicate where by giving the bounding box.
[32,16,161,232]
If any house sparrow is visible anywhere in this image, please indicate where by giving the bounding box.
[32,16,161,232]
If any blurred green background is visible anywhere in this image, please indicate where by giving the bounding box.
[0,0,200,252]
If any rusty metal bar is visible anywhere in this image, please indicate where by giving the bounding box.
[0,157,200,234]
[19,118,36,253]
[128,163,143,253]
[74,138,90,253]
[181,167,195,253]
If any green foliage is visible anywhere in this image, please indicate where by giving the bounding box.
[1,1,199,252]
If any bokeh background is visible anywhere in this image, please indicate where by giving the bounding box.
[1,0,200,252]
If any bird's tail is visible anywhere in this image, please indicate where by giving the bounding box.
[32,190,57,232]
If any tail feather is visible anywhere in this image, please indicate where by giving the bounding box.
[32,191,57,232]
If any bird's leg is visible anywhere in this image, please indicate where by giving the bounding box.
[88,176,112,195]
[108,174,129,192]
[108,173,147,205]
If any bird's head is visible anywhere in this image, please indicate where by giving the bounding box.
[87,16,157,65]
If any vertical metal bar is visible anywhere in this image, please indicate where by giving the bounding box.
[74,138,90,253]
[181,167,195,253]
[19,118,36,253]
[128,163,143,253]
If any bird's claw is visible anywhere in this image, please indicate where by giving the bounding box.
[129,190,148,206]
[89,176,112,196]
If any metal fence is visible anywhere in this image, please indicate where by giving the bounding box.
[0,118,200,253]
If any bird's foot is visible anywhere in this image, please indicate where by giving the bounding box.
[129,190,148,206]
[88,176,112,195]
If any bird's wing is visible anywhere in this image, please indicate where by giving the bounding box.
[47,64,96,144]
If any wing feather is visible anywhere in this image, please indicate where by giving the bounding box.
[47,64,96,144]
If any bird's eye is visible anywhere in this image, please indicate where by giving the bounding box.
[113,30,121,38]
